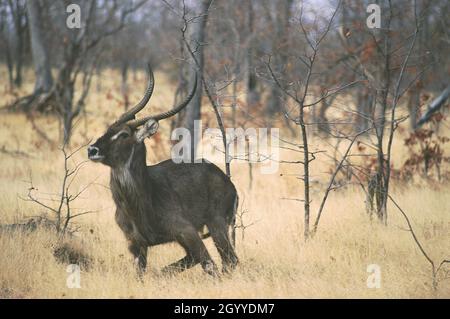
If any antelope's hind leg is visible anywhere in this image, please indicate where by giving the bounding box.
[208,217,238,273]
[162,225,219,276]
[129,242,148,279]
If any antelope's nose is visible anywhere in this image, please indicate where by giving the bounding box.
[88,146,99,158]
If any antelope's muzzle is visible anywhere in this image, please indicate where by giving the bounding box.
[88,146,104,162]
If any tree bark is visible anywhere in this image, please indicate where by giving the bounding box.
[266,0,293,117]
[0,5,14,90]
[265,0,295,135]
[171,35,189,132]
[181,0,212,162]
[26,0,53,94]
[356,85,373,133]
[8,0,27,88]
[244,0,259,108]
[121,61,129,110]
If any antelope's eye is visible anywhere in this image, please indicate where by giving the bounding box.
[118,132,129,139]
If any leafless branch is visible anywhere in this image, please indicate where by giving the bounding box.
[389,194,449,290]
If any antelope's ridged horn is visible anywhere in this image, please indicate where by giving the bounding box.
[114,63,155,125]
[128,72,198,128]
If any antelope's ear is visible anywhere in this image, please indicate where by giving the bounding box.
[135,119,159,142]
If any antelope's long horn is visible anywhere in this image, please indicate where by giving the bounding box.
[128,72,198,128]
[115,63,155,125]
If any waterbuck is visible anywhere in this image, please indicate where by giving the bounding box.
[88,65,238,276]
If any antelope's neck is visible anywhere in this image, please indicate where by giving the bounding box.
[109,145,157,244]
[109,145,149,215]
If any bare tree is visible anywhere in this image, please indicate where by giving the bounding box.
[7,0,54,112]
[5,1,148,144]
[363,1,423,224]
[26,0,53,95]
[164,0,233,177]
[0,0,15,90]
[267,2,343,240]
[265,0,293,119]
[180,0,213,161]
[335,1,430,224]
[22,142,94,236]
[244,0,260,109]
[7,0,28,88]
[389,195,450,290]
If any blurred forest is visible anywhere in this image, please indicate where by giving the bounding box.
[1,0,448,126]
[2,0,448,226]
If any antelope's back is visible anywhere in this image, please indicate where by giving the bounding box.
[147,159,237,225]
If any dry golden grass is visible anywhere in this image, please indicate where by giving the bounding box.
[0,67,449,298]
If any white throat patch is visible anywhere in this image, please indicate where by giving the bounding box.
[112,145,136,191]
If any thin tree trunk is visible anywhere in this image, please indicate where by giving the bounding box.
[181,0,213,162]
[172,36,189,132]
[356,85,373,133]
[8,0,27,88]
[301,114,310,240]
[26,0,54,94]
[96,64,102,92]
[14,30,24,87]
[245,0,259,108]
[121,61,129,110]
[265,0,296,136]
[5,38,15,90]
[0,7,14,90]
[374,4,394,225]
[407,86,421,129]
[2,24,14,90]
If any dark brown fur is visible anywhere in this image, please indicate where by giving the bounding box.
[89,122,238,276]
